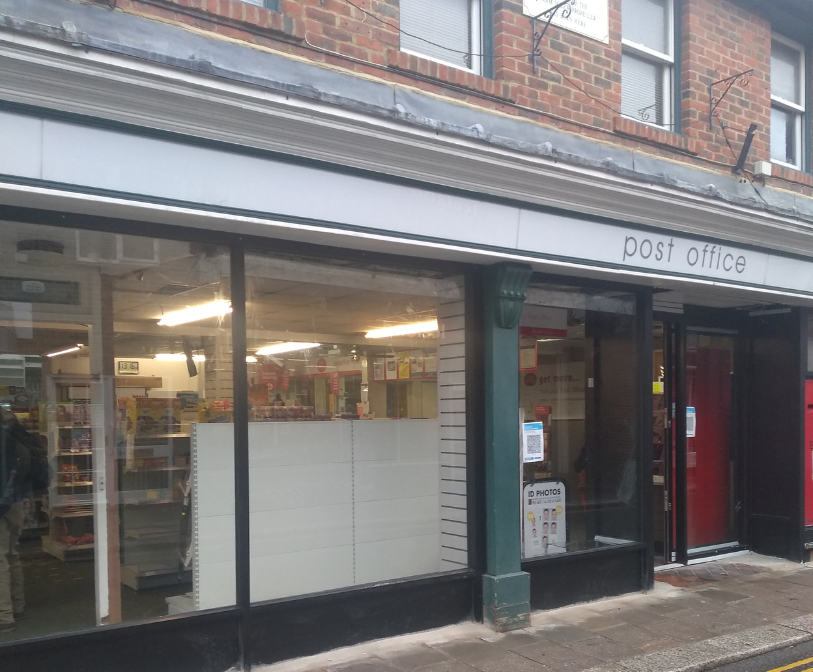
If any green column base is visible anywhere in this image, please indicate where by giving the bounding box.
[482,572,531,632]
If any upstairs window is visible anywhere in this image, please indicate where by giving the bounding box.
[771,36,806,170]
[621,0,674,128]
[399,0,482,74]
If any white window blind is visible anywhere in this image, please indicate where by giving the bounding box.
[621,54,664,125]
[621,0,673,128]
[622,0,668,54]
[400,0,475,71]
[772,40,801,105]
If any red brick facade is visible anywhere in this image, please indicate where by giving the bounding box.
[92,0,811,195]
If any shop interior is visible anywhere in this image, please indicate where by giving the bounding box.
[0,222,460,642]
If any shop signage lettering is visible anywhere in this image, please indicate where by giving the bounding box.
[623,236,746,275]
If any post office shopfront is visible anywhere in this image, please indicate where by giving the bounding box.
[1,110,813,672]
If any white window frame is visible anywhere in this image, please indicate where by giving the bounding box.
[400,0,482,75]
[770,34,806,171]
[620,0,675,129]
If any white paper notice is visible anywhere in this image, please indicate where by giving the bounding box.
[687,407,696,438]
[522,422,545,463]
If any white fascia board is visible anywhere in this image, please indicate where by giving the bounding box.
[5,179,813,308]
[0,32,811,258]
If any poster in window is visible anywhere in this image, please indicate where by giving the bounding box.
[424,351,438,378]
[373,357,385,381]
[519,337,538,371]
[385,355,398,380]
[398,352,411,379]
[686,407,696,438]
[410,350,424,378]
[523,481,567,559]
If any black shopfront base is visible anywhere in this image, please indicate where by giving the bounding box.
[0,573,476,672]
[523,544,647,611]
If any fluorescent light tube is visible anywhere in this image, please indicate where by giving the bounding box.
[256,342,320,356]
[365,320,438,339]
[47,346,81,358]
[245,356,258,363]
[154,353,206,362]
[157,300,232,326]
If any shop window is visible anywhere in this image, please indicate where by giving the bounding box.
[244,251,467,602]
[620,0,674,128]
[771,36,806,170]
[0,222,235,642]
[399,0,482,73]
[519,284,640,559]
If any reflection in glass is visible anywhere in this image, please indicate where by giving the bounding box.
[0,223,235,643]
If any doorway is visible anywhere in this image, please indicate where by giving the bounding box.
[652,322,741,566]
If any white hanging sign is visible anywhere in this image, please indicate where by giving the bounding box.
[523,481,567,558]
[523,0,610,44]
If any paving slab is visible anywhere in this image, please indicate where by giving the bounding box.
[256,555,813,672]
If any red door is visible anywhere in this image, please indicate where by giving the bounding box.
[686,335,734,549]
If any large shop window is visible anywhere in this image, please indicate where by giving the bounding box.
[518,284,640,560]
[0,222,235,643]
[243,252,467,602]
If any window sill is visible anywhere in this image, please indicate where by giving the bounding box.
[613,116,697,155]
[386,49,508,102]
[770,163,813,188]
[133,0,304,41]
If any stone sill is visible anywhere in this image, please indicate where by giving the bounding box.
[386,49,510,102]
[613,116,697,155]
[129,0,303,41]
[771,164,813,189]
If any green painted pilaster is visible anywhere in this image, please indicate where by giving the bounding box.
[482,262,533,631]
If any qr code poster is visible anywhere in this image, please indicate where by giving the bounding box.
[523,481,567,558]
[522,421,545,463]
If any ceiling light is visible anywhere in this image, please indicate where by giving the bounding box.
[47,345,81,358]
[157,300,232,326]
[365,320,438,339]
[246,356,258,363]
[256,342,320,356]
[154,353,206,362]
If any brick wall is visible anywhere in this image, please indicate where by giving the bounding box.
[91,0,812,195]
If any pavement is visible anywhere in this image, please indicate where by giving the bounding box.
[257,553,813,672]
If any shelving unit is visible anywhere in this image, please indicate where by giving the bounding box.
[119,432,192,590]
[41,374,96,561]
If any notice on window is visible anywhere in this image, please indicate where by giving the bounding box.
[424,352,438,378]
[686,407,696,438]
[522,421,545,463]
[522,0,609,44]
[519,337,538,371]
[410,350,424,378]
[523,481,567,558]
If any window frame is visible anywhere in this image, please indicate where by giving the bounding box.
[620,0,675,130]
[770,34,806,171]
[400,0,483,76]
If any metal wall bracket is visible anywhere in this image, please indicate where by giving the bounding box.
[529,0,575,75]
[708,69,754,130]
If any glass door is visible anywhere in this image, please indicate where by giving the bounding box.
[652,322,675,566]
